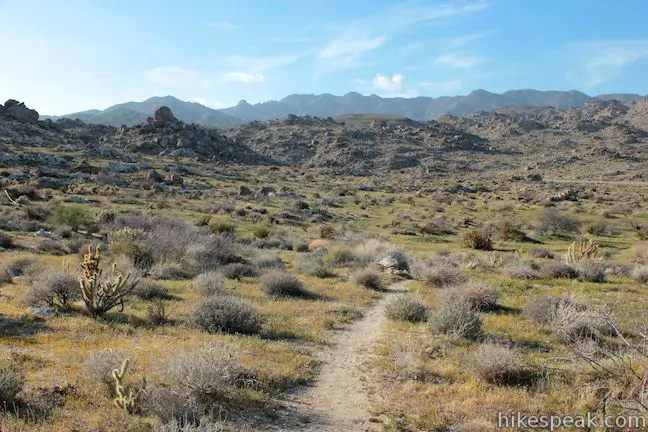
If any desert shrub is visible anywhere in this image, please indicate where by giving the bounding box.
[25,203,53,221]
[253,226,271,239]
[525,297,583,325]
[420,220,452,235]
[529,248,554,259]
[134,281,173,301]
[319,224,336,239]
[468,344,540,386]
[158,423,224,432]
[544,262,579,279]
[25,271,80,308]
[352,268,384,290]
[459,228,493,250]
[193,271,225,297]
[110,241,155,271]
[86,349,127,391]
[252,254,285,270]
[293,242,310,253]
[2,256,37,278]
[352,239,389,266]
[503,260,540,280]
[47,205,91,231]
[144,386,201,428]
[192,296,262,335]
[575,260,606,283]
[385,296,428,322]
[538,208,580,236]
[36,239,68,255]
[209,220,236,235]
[0,364,25,403]
[107,227,146,244]
[487,218,528,242]
[429,298,482,339]
[220,263,258,280]
[324,247,356,266]
[261,271,312,298]
[384,248,411,271]
[147,301,169,326]
[150,264,191,280]
[164,344,243,407]
[300,258,336,278]
[0,232,14,249]
[185,234,238,272]
[631,266,648,284]
[443,282,499,312]
[419,262,466,288]
[586,221,617,237]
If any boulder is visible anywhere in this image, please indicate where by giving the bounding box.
[166,173,184,185]
[146,169,164,182]
[238,185,252,196]
[71,160,98,174]
[2,99,39,123]
[154,106,177,123]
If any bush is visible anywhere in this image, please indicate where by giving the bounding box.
[47,205,91,231]
[209,220,236,234]
[524,297,585,325]
[147,301,169,326]
[261,271,313,298]
[544,262,578,279]
[300,258,336,278]
[352,268,384,290]
[36,239,68,255]
[164,344,243,406]
[632,266,648,284]
[134,281,173,301]
[144,386,201,428]
[385,248,411,271]
[150,264,191,280]
[110,242,155,271]
[468,344,540,386]
[0,364,25,403]
[633,241,648,264]
[487,218,527,242]
[253,226,271,239]
[575,260,606,283]
[324,247,356,266]
[193,271,225,297]
[503,260,540,280]
[220,263,258,280]
[385,296,428,322]
[185,234,238,272]
[3,256,37,278]
[192,295,263,335]
[429,299,482,339]
[25,271,80,308]
[352,239,389,266]
[293,242,310,253]
[538,209,580,236]
[529,248,554,259]
[443,282,499,312]
[319,225,336,239]
[252,254,285,270]
[0,232,14,249]
[459,228,493,250]
[586,221,616,237]
[86,349,127,390]
[419,262,466,288]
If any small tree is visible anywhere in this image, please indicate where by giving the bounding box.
[79,246,138,318]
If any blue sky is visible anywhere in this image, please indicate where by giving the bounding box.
[1,0,648,115]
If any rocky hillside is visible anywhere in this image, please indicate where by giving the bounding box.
[226,114,492,175]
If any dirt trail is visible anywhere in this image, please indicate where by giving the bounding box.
[264,281,408,432]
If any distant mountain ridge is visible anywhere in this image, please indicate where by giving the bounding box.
[43,90,644,128]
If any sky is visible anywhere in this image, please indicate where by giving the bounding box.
[1,0,648,115]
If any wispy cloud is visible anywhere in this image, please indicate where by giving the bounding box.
[318,35,386,59]
[224,54,300,73]
[206,20,239,30]
[374,0,490,29]
[563,39,648,88]
[222,72,264,83]
[433,53,482,69]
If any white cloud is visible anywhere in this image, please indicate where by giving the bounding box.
[207,20,239,30]
[379,0,490,28]
[318,35,386,59]
[418,79,463,93]
[433,53,481,69]
[372,73,405,92]
[563,39,648,88]
[222,72,264,83]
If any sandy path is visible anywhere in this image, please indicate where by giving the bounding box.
[263,281,408,432]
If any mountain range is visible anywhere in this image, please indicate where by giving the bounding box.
[43,90,645,129]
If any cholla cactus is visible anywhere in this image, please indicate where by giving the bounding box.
[79,246,138,318]
[565,238,599,265]
[112,358,144,413]
[107,227,145,244]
